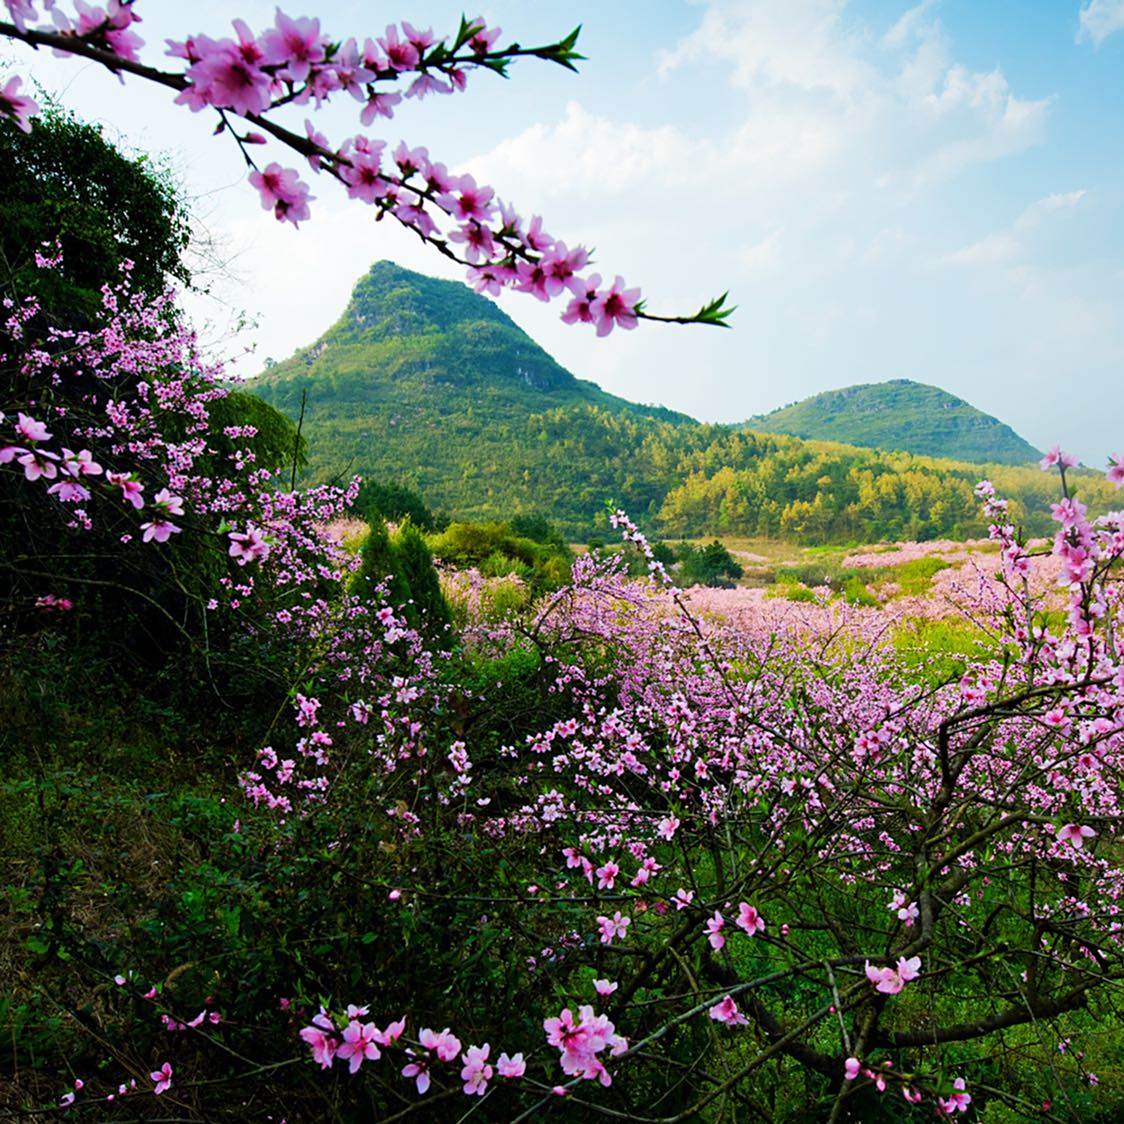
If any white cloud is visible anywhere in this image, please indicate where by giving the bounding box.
[657,0,874,100]
[454,1,1077,438]
[464,100,695,198]
[1077,0,1124,44]
[883,0,938,50]
[941,189,1087,268]
[907,66,1051,187]
[740,228,785,272]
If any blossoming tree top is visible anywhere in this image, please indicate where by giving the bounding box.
[0,0,734,335]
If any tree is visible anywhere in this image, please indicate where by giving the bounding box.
[355,479,438,532]
[393,521,452,643]
[0,99,189,321]
[354,515,411,609]
[677,539,744,587]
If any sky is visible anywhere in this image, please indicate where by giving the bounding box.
[4,0,1124,462]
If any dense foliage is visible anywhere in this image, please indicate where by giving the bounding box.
[428,518,574,591]
[354,515,453,642]
[746,379,1042,467]
[355,478,442,532]
[676,539,745,588]
[0,100,189,320]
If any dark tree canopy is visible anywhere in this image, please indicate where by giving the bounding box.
[354,479,440,532]
[0,99,190,320]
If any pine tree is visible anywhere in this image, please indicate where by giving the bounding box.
[355,516,412,608]
[393,521,452,644]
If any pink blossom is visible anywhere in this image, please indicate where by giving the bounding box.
[865,956,921,995]
[735,902,765,937]
[360,90,401,124]
[0,76,38,133]
[844,1057,861,1081]
[337,1019,381,1073]
[468,17,502,53]
[897,955,921,982]
[674,887,694,910]
[1040,445,1080,472]
[657,814,680,840]
[18,449,59,481]
[442,174,495,223]
[401,21,436,52]
[593,979,617,997]
[107,472,145,509]
[332,38,376,99]
[140,519,181,544]
[248,163,314,226]
[406,72,451,99]
[378,24,419,70]
[183,37,272,116]
[544,1008,586,1053]
[340,148,386,204]
[15,412,50,443]
[596,911,630,944]
[496,1051,525,1078]
[149,1063,173,1095]
[888,890,920,927]
[705,911,726,950]
[562,274,600,326]
[460,1042,492,1095]
[61,448,102,477]
[419,1026,461,1062]
[938,1076,972,1115]
[153,488,185,517]
[1056,823,1097,849]
[401,1054,431,1094]
[448,221,496,263]
[260,10,325,82]
[708,995,747,1026]
[1108,454,1124,488]
[595,860,619,890]
[229,526,270,565]
[591,276,641,336]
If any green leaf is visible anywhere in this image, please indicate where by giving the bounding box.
[692,291,736,327]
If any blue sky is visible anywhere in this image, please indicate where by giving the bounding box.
[4,1,1123,461]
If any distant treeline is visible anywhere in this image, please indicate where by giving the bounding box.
[321,403,1114,543]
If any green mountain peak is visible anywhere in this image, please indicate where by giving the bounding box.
[745,379,1041,466]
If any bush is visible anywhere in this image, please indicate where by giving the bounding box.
[677,539,745,587]
[428,520,573,593]
[354,479,440,531]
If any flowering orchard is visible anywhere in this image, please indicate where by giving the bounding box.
[4,251,1124,1114]
[4,2,1124,1121]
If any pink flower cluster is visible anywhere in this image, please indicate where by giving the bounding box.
[0,5,716,334]
[864,955,922,995]
[300,1008,527,1098]
[544,1005,628,1087]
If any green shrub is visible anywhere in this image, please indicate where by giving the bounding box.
[677,540,744,588]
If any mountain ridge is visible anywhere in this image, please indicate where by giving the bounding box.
[251,262,1060,537]
[744,378,1040,466]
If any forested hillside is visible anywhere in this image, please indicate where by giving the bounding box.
[254,265,1111,541]
[745,379,1041,465]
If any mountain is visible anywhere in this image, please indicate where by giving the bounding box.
[252,263,1106,542]
[744,379,1040,466]
[252,261,703,528]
